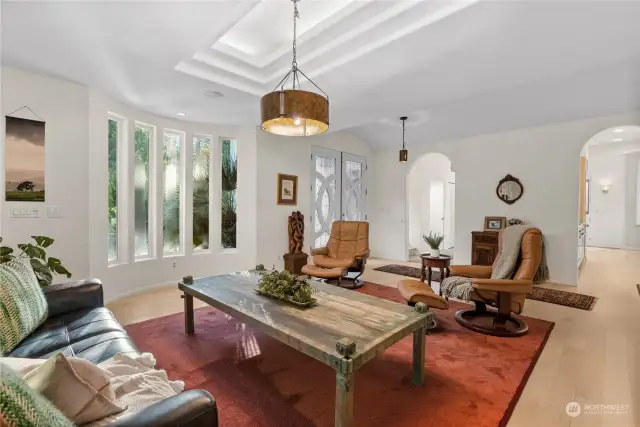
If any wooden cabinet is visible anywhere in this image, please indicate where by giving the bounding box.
[472,231,499,266]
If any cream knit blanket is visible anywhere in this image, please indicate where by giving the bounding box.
[441,225,549,301]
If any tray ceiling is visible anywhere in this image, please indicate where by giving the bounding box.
[175,0,477,96]
[3,0,640,144]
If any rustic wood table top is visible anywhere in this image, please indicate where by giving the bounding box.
[179,271,430,370]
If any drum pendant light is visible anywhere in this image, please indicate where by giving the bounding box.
[260,0,329,137]
[399,116,408,162]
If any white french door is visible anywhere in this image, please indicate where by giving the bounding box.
[342,153,367,221]
[311,148,367,249]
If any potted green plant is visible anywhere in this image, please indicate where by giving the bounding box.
[422,232,444,257]
[0,236,71,286]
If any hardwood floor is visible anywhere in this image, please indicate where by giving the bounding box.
[108,247,639,427]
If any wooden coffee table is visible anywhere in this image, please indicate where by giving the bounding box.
[420,254,452,287]
[179,271,432,427]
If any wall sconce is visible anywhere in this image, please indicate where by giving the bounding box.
[601,184,611,193]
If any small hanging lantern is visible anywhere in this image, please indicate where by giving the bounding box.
[399,116,408,162]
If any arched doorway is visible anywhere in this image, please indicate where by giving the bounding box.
[406,153,455,260]
[578,125,640,266]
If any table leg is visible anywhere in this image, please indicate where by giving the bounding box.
[420,261,426,282]
[439,267,445,285]
[427,267,432,287]
[412,325,427,386]
[335,357,354,427]
[184,293,194,335]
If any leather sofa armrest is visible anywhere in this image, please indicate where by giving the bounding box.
[472,278,533,294]
[109,390,218,427]
[354,249,370,260]
[448,265,492,278]
[310,246,329,256]
[43,279,104,317]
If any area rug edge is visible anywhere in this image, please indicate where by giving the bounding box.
[498,321,556,427]
[375,264,597,310]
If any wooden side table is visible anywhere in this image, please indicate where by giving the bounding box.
[419,254,452,287]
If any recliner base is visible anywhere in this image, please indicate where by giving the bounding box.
[325,272,364,290]
[454,307,528,337]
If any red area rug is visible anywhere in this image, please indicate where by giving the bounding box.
[125,282,554,427]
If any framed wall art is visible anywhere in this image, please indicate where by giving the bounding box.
[277,173,298,206]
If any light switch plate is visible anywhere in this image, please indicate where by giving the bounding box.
[46,206,62,218]
[10,205,40,218]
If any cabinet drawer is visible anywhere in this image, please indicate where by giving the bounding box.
[474,234,498,244]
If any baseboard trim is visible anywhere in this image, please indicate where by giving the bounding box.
[105,281,176,305]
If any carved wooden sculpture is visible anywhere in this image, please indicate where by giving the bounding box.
[284,211,307,275]
[288,211,305,254]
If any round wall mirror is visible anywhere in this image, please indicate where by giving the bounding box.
[496,174,524,205]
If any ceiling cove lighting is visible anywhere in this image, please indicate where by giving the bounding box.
[399,116,408,162]
[260,0,329,137]
[177,112,186,117]
[612,128,624,133]
[613,138,624,142]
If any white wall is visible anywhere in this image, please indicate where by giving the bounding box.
[255,130,371,270]
[585,145,626,248]
[407,153,454,253]
[88,91,258,302]
[371,111,640,286]
[1,67,258,302]
[1,67,91,281]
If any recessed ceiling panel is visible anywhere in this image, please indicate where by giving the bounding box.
[214,0,359,68]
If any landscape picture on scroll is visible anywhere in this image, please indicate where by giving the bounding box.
[5,116,46,202]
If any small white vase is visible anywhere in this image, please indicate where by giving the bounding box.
[431,249,440,257]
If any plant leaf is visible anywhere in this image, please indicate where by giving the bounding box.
[19,243,46,260]
[30,258,52,286]
[47,257,62,266]
[0,247,13,257]
[51,264,72,278]
[32,236,54,248]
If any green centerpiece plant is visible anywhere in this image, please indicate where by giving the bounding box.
[256,269,317,307]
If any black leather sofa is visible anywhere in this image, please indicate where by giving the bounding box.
[7,279,218,427]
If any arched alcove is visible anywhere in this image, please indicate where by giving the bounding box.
[406,152,455,258]
[579,125,640,258]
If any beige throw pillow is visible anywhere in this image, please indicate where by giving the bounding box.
[24,353,125,425]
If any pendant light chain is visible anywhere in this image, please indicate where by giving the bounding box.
[400,117,407,150]
[402,118,406,149]
[292,0,299,90]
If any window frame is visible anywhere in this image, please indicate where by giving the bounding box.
[161,128,186,256]
[192,133,214,254]
[220,137,238,252]
[107,113,127,265]
[133,121,157,262]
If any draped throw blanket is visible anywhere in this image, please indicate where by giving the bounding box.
[441,225,549,301]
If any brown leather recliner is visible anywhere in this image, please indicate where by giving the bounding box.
[449,228,543,337]
[306,221,370,289]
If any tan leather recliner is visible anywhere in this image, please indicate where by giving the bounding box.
[449,228,543,337]
[307,221,370,289]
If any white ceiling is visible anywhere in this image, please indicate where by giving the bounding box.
[3,0,640,147]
